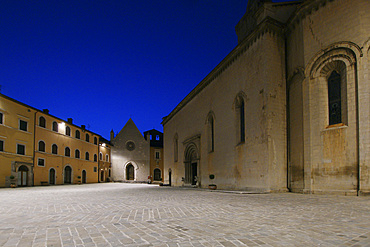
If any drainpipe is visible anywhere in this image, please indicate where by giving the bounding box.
[354,62,360,196]
[33,110,37,186]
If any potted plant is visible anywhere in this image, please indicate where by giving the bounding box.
[208,174,217,190]
[9,175,16,188]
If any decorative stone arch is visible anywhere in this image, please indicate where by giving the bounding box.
[49,167,56,185]
[124,161,138,181]
[10,161,33,187]
[183,141,200,186]
[63,165,73,184]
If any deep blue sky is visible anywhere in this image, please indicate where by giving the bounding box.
[2,0,251,139]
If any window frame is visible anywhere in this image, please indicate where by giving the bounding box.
[0,112,3,125]
[39,116,46,128]
[75,130,80,139]
[19,119,28,132]
[0,139,4,151]
[85,152,89,161]
[52,121,58,132]
[86,133,90,142]
[17,143,25,155]
[65,147,70,157]
[75,149,80,159]
[38,140,46,152]
[37,158,45,167]
[65,126,71,136]
[52,144,58,155]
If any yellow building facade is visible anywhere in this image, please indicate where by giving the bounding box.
[98,138,112,182]
[34,111,100,185]
[0,94,37,187]
[0,94,103,187]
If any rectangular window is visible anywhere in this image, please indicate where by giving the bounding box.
[155,151,160,159]
[38,158,45,167]
[94,167,97,172]
[19,120,28,131]
[0,140,3,151]
[17,144,25,155]
[0,112,3,124]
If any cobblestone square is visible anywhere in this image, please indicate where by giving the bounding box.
[0,183,369,246]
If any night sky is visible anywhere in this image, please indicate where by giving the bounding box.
[0,0,288,139]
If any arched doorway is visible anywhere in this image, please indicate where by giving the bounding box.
[17,165,28,187]
[154,168,161,181]
[49,168,56,185]
[100,170,104,182]
[82,170,87,184]
[126,164,134,180]
[64,166,72,184]
[184,143,199,186]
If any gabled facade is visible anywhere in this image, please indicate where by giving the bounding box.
[162,0,370,195]
[110,119,150,182]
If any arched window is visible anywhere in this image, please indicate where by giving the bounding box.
[235,94,245,143]
[75,149,80,159]
[99,152,103,160]
[154,168,161,181]
[174,134,178,162]
[75,130,80,139]
[52,121,58,132]
[206,112,215,152]
[106,154,109,162]
[38,141,45,152]
[65,147,70,157]
[328,71,342,125]
[66,126,71,136]
[94,137,98,145]
[85,152,89,160]
[94,154,97,162]
[52,144,58,154]
[39,116,46,128]
[86,133,90,142]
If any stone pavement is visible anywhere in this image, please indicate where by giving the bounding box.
[0,183,369,247]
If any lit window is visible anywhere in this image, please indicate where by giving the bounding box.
[17,144,25,155]
[38,158,45,167]
[75,130,80,139]
[39,116,46,128]
[52,121,58,132]
[75,149,80,159]
[38,141,45,152]
[65,147,70,157]
[52,144,58,154]
[66,126,71,136]
[19,120,28,131]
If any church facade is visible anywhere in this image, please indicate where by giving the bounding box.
[162,0,370,195]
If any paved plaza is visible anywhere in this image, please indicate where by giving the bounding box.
[0,183,369,247]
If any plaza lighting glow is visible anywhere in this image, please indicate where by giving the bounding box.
[102,143,106,147]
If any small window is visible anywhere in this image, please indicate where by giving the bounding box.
[156,135,160,141]
[65,147,70,157]
[66,126,71,136]
[106,154,109,162]
[75,149,80,159]
[17,144,25,155]
[94,137,98,145]
[75,130,80,139]
[38,141,45,152]
[0,112,3,124]
[86,133,90,142]
[85,152,89,160]
[52,121,58,132]
[150,135,152,140]
[19,120,28,131]
[39,116,46,128]
[38,158,45,167]
[99,152,103,160]
[52,144,58,154]
[94,154,97,162]
[0,140,4,151]
[94,167,97,172]
[328,71,342,125]
[155,151,160,159]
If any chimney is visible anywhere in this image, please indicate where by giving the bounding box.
[42,109,49,114]
[110,129,115,141]
[81,125,86,129]
[67,118,73,124]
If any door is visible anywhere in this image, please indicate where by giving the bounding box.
[191,163,197,185]
[126,164,134,180]
[49,168,56,185]
[17,165,28,186]
[64,166,72,184]
[82,170,87,184]
[100,170,104,182]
